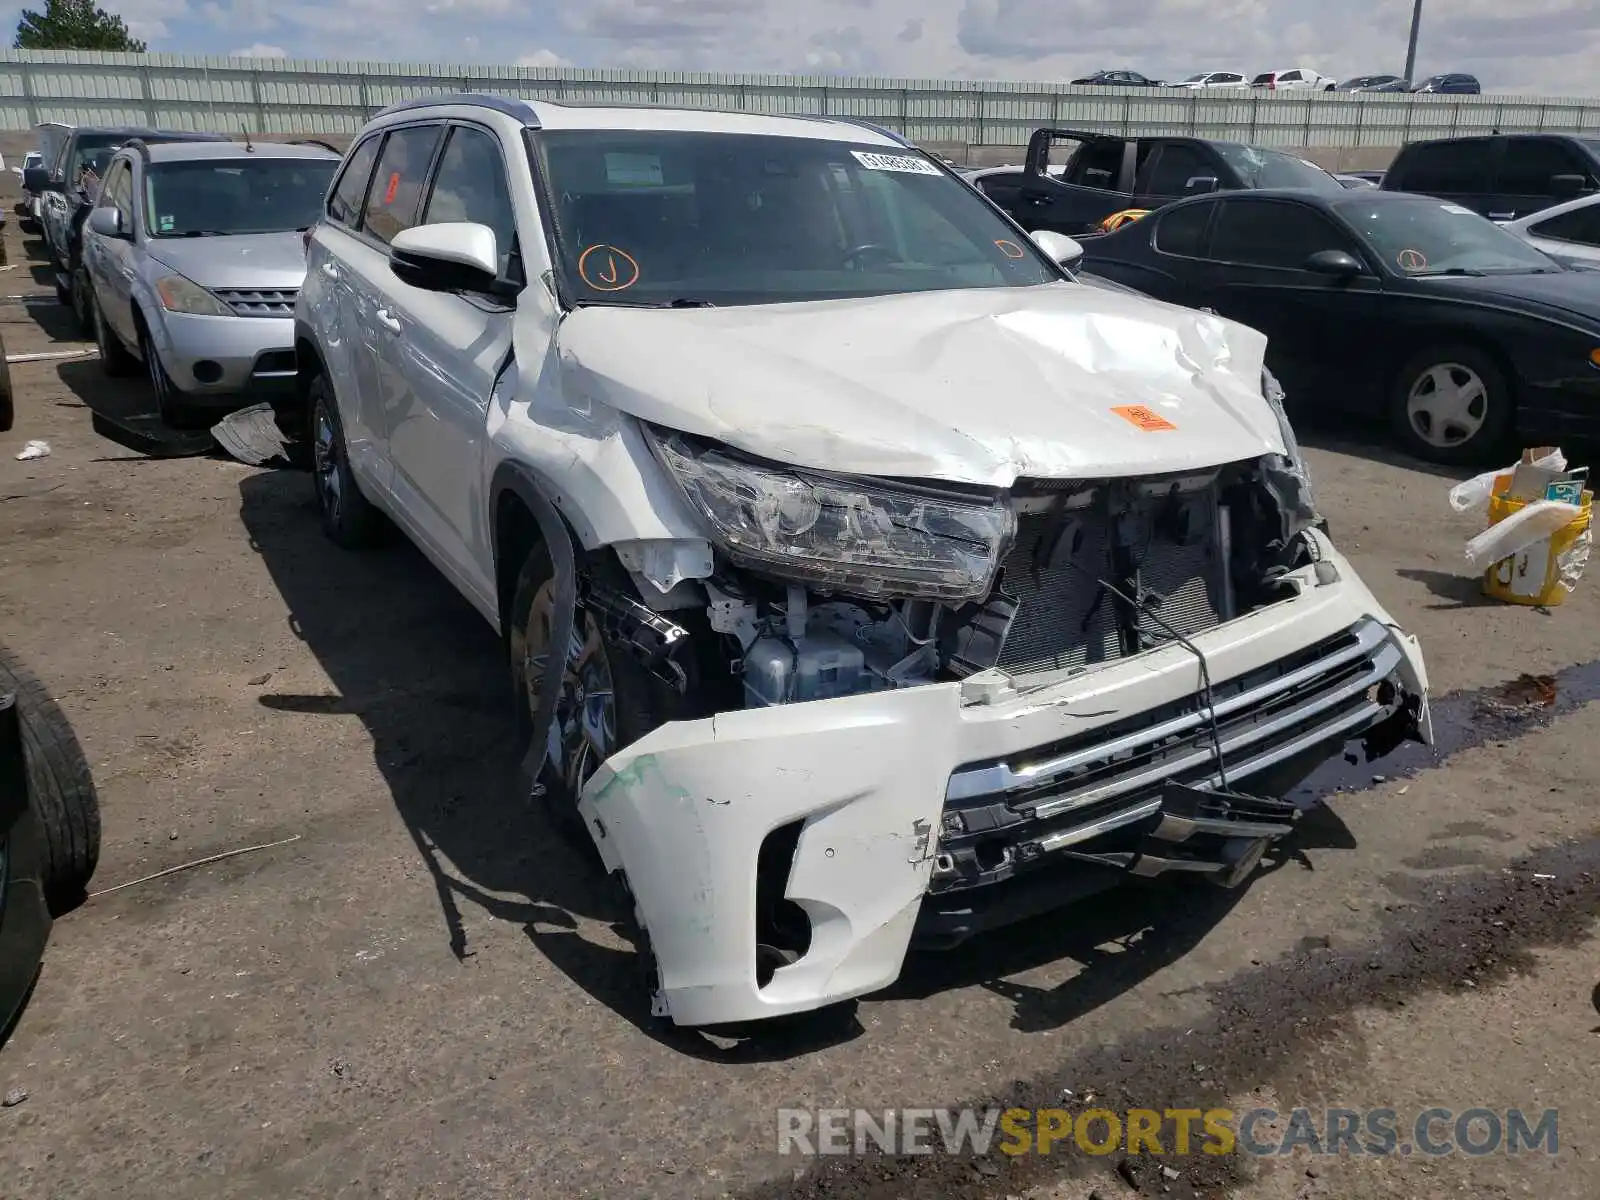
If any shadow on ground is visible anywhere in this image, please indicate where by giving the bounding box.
[888,803,1357,1033]
[236,470,865,1063]
[57,359,218,460]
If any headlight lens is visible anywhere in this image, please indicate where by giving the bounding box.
[648,430,1015,602]
[154,273,233,317]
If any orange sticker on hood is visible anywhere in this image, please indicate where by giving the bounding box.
[1111,404,1177,432]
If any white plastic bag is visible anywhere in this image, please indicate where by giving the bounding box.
[14,440,49,461]
[1448,450,1565,514]
[1463,499,1584,570]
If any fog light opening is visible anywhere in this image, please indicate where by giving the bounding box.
[191,360,223,384]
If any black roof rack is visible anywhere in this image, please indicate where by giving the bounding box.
[374,92,540,126]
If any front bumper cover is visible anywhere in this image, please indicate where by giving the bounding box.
[578,533,1429,1027]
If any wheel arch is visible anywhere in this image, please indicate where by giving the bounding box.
[490,460,580,795]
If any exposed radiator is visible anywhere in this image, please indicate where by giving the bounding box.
[996,477,1231,676]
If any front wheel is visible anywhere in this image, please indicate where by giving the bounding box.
[1388,345,1513,465]
[92,294,135,377]
[70,261,92,336]
[507,552,690,858]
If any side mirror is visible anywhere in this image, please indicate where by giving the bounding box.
[388,222,512,296]
[87,206,126,239]
[1303,249,1364,277]
[22,167,58,194]
[1029,229,1085,270]
[1184,176,1220,194]
[1550,173,1587,198]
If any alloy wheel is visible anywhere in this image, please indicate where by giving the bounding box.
[523,592,617,800]
[1406,362,1489,449]
[312,400,342,526]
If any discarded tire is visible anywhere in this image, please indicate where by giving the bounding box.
[0,645,100,913]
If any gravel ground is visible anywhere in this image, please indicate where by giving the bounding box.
[0,216,1595,1200]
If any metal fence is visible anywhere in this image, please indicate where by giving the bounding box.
[3,50,1600,148]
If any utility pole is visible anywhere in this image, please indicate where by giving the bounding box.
[1403,0,1424,82]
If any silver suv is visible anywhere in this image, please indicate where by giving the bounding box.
[81,138,340,424]
[291,94,1430,1030]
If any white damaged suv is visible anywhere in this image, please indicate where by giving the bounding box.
[288,95,1431,1028]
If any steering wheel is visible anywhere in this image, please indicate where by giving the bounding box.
[842,243,899,267]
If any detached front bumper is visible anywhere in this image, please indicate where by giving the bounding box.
[150,312,296,398]
[578,533,1430,1027]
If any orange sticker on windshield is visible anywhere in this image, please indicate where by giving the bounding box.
[383,171,400,205]
[1111,404,1177,432]
[577,243,640,291]
[994,239,1025,259]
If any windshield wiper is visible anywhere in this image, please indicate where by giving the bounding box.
[1417,266,1487,277]
[658,298,716,308]
[177,230,228,237]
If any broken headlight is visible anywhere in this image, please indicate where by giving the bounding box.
[1261,366,1319,530]
[647,429,1015,602]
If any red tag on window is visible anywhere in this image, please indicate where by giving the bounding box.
[383,172,400,205]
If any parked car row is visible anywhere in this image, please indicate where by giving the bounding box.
[1075,69,1481,93]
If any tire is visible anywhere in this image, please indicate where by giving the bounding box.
[70,260,92,337]
[1388,344,1513,465]
[19,218,40,236]
[0,351,12,433]
[309,373,379,548]
[0,644,100,915]
[138,320,190,427]
[91,293,135,377]
[506,550,689,859]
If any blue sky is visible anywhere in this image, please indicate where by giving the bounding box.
[3,0,1596,95]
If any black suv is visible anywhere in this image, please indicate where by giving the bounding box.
[1381,133,1600,222]
[23,125,227,332]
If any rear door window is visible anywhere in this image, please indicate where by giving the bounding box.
[1154,200,1214,256]
[364,124,444,245]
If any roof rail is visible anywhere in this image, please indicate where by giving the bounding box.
[826,116,914,148]
[373,92,540,126]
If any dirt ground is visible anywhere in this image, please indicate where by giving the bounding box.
[0,213,1594,1200]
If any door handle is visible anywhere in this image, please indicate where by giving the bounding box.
[375,308,401,334]
[320,262,339,279]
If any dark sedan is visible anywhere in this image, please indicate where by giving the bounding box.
[1337,75,1410,92]
[1078,188,1600,463]
[1070,70,1163,86]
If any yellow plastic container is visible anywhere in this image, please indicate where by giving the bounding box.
[1481,473,1594,606]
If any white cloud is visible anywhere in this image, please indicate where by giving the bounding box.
[229,42,287,57]
[144,0,1600,97]
[517,48,575,68]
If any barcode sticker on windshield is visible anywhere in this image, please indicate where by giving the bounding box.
[1440,203,1473,215]
[850,151,942,176]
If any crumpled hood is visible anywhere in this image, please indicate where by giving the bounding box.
[556,282,1284,487]
[146,231,308,291]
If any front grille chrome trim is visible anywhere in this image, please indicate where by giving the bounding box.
[213,287,298,317]
[947,617,1389,805]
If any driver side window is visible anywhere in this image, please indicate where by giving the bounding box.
[1208,199,1356,269]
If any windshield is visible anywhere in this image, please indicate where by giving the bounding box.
[1335,197,1557,275]
[144,158,338,237]
[1213,144,1344,192]
[1251,74,1275,85]
[534,130,1059,306]
[1180,74,1207,83]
